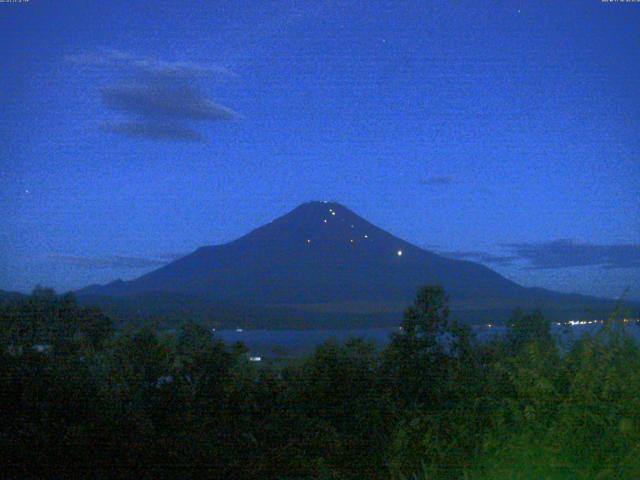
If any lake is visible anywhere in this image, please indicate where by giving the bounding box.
[213,321,640,359]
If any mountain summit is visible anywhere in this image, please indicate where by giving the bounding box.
[77,202,623,326]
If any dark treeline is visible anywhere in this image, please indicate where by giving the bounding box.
[1,286,639,479]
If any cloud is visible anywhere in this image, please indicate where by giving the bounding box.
[439,250,519,266]
[438,241,640,270]
[101,122,204,142]
[420,176,457,186]
[67,50,237,141]
[65,50,234,78]
[48,254,180,269]
[102,83,237,121]
[503,240,640,270]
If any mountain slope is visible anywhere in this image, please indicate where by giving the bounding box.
[76,202,632,326]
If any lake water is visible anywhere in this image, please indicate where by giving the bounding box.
[213,321,640,359]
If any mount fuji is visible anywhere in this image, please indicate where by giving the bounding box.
[76,202,629,327]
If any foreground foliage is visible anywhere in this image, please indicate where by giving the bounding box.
[0,287,638,479]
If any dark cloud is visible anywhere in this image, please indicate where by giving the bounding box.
[503,240,640,270]
[438,241,640,270]
[67,50,237,141]
[102,83,236,121]
[439,250,518,266]
[420,176,457,186]
[48,254,174,269]
[102,122,204,142]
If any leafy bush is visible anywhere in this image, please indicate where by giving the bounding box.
[1,287,638,479]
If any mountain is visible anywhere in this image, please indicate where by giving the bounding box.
[76,202,632,327]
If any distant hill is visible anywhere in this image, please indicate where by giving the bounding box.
[76,202,635,328]
[0,289,27,305]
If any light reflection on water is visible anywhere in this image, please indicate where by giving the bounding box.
[214,322,640,359]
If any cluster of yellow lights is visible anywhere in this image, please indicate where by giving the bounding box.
[564,320,604,326]
[551,319,640,326]
[314,209,402,257]
[487,320,631,328]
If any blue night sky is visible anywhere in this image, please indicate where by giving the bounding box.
[1,0,639,300]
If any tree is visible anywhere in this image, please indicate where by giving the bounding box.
[0,289,114,353]
[383,286,471,407]
[382,286,482,479]
[507,308,552,351]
